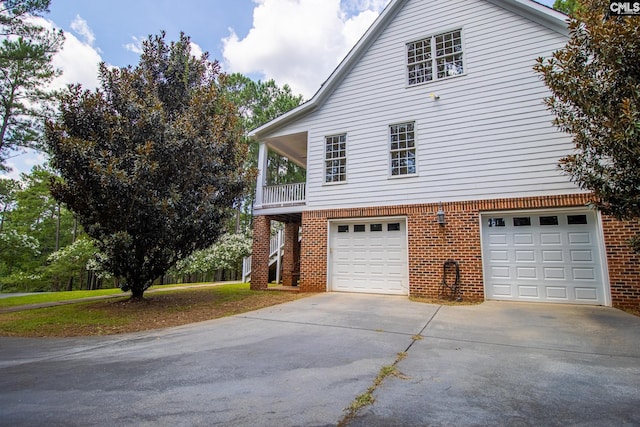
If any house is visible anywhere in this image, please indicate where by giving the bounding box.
[247,0,640,309]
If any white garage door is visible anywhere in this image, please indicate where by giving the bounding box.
[329,218,408,295]
[482,210,607,305]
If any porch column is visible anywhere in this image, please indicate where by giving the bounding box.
[250,215,270,290]
[254,142,268,209]
[282,222,300,287]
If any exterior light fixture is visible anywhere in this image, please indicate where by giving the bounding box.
[429,93,440,100]
[437,203,446,226]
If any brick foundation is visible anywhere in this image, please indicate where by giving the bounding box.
[295,194,640,309]
[250,215,270,290]
[282,222,300,287]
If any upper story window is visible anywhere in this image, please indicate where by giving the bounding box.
[325,133,346,183]
[407,29,464,86]
[389,122,416,176]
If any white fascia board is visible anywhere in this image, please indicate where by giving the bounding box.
[488,0,569,36]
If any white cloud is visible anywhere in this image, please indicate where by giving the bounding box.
[124,36,143,55]
[190,42,204,59]
[70,15,95,46]
[222,0,390,99]
[28,16,102,91]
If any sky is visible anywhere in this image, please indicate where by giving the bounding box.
[1,0,557,180]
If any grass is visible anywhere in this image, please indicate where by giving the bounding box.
[338,351,410,427]
[0,283,308,337]
[0,282,223,308]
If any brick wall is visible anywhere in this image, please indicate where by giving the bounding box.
[250,215,270,290]
[602,216,640,309]
[297,194,640,309]
[282,222,300,287]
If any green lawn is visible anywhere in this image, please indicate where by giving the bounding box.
[0,282,228,308]
[0,283,305,337]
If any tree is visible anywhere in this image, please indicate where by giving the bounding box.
[534,0,640,251]
[221,74,305,226]
[45,32,251,299]
[0,0,64,171]
[0,166,74,290]
[0,177,19,231]
[553,0,580,14]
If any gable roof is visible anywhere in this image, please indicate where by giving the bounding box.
[248,0,568,140]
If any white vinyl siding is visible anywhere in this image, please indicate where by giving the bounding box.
[253,0,578,212]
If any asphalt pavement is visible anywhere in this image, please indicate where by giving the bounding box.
[0,293,638,426]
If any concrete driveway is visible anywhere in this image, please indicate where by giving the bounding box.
[0,294,638,426]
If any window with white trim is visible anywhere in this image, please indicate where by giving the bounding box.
[389,122,416,176]
[325,134,346,183]
[407,29,463,85]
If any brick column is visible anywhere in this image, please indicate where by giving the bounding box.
[251,215,270,290]
[282,222,299,287]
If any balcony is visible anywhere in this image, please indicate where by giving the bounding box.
[252,131,307,214]
[262,182,306,207]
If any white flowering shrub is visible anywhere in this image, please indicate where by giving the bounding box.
[173,233,252,276]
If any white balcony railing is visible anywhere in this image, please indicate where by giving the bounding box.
[263,182,306,206]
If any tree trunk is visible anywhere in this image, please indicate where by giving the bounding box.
[66,276,73,291]
[55,203,61,251]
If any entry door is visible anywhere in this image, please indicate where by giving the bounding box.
[330,219,408,295]
[482,210,606,304]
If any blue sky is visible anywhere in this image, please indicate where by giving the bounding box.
[3,0,557,180]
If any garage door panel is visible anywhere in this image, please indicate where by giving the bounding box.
[575,287,598,301]
[543,267,565,280]
[546,286,568,299]
[330,219,408,295]
[492,284,513,296]
[483,211,605,305]
[515,250,535,262]
[489,234,508,245]
[514,233,534,245]
[490,250,509,261]
[542,250,563,262]
[570,250,593,262]
[491,266,511,279]
[569,232,591,244]
[516,266,537,279]
[540,233,562,245]
[518,285,539,298]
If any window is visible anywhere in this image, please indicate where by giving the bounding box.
[388,223,401,231]
[325,134,346,183]
[390,122,416,176]
[514,217,531,227]
[487,218,505,227]
[540,216,559,226]
[354,225,365,232]
[370,224,382,232]
[407,29,463,86]
[568,215,588,225]
[338,225,349,233]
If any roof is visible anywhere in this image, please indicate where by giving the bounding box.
[248,0,568,140]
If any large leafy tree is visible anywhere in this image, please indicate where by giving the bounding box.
[45,32,251,299]
[0,0,64,171]
[535,0,640,251]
